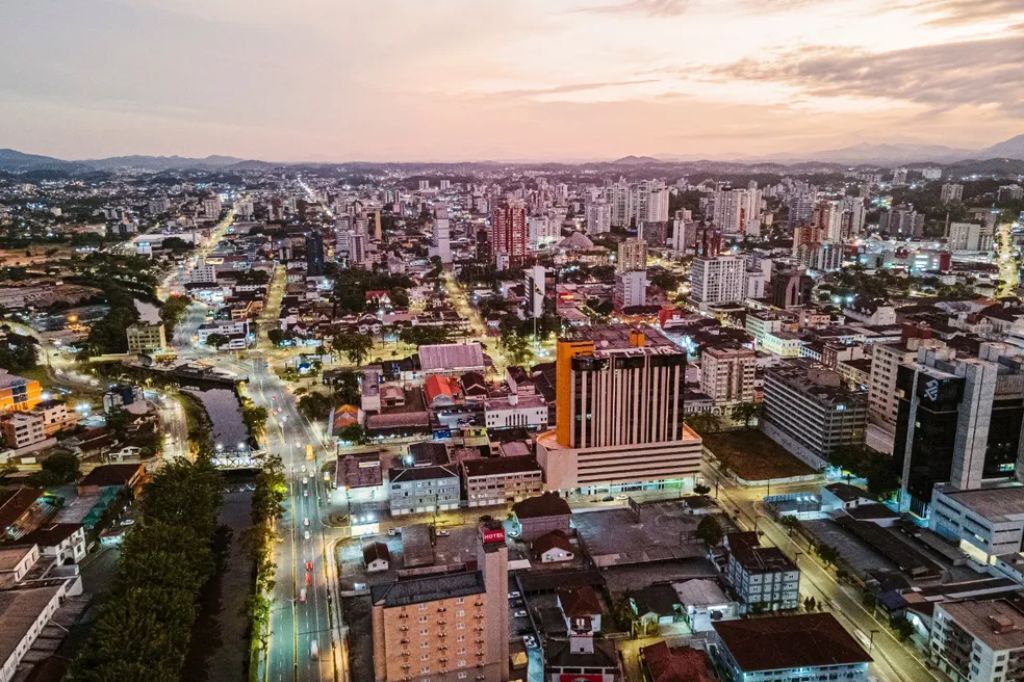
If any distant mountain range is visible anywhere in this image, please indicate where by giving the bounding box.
[2,133,1024,173]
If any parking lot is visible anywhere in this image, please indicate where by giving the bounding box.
[573,500,714,567]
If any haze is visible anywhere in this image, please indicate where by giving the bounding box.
[2,0,1022,161]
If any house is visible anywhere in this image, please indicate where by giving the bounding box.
[424,375,461,408]
[712,613,872,682]
[0,487,45,540]
[11,522,86,564]
[558,585,603,633]
[820,482,876,512]
[673,578,738,632]
[512,492,571,542]
[460,371,489,401]
[362,541,390,573]
[628,583,684,632]
[76,463,146,497]
[641,641,714,682]
[531,530,574,563]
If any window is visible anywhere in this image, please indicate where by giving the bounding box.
[419,604,428,611]
[457,622,465,630]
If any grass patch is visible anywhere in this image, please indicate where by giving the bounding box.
[703,429,815,481]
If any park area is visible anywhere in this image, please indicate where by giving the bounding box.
[702,429,815,481]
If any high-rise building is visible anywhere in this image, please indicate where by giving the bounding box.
[492,202,528,268]
[712,185,762,236]
[941,183,964,204]
[867,325,943,433]
[526,265,546,319]
[892,167,909,185]
[810,200,843,242]
[432,205,451,264]
[879,206,925,238]
[605,180,669,228]
[585,202,612,235]
[894,344,1024,515]
[202,196,222,220]
[617,238,647,273]
[690,256,745,305]
[613,269,647,310]
[948,222,994,252]
[371,521,509,681]
[536,326,702,493]
[701,345,757,406]
[126,322,167,355]
[768,269,809,309]
[761,359,868,469]
[305,231,325,276]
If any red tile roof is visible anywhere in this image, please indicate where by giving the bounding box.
[713,613,871,672]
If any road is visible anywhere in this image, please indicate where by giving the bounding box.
[157,209,236,301]
[704,464,937,682]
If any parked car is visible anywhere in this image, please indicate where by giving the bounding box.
[513,609,527,618]
[508,591,521,599]
[387,527,401,537]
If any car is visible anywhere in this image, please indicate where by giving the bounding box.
[304,530,311,540]
[303,517,310,527]
[513,609,527,618]
[120,519,136,526]
[614,494,628,501]
[302,477,308,485]
[601,495,614,502]
[437,529,450,537]
[299,588,307,603]
[310,641,319,660]
[306,560,313,571]
[515,626,533,636]
[305,572,313,586]
[387,527,401,537]
[510,598,524,608]
[303,489,309,498]
[508,591,521,599]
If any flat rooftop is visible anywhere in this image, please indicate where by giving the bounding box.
[939,600,1024,651]
[938,485,1024,522]
[370,570,484,608]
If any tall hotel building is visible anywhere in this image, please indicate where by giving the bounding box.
[536,326,702,494]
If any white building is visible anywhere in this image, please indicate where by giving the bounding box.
[712,185,763,237]
[930,485,1024,565]
[614,269,648,310]
[586,202,612,235]
[948,222,994,252]
[484,394,549,431]
[930,600,1024,682]
[690,256,745,305]
[701,345,757,405]
[431,205,451,264]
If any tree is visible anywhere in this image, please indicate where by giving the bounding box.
[399,326,451,347]
[159,295,191,337]
[332,331,373,366]
[500,331,531,366]
[731,402,760,429]
[695,515,725,548]
[0,332,38,371]
[31,451,81,486]
[687,412,722,435]
[693,483,711,496]
[241,401,269,441]
[297,392,333,422]
[267,328,285,347]
[892,616,915,643]
[205,333,230,349]
[815,543,840,567]
[331,370,361,405]
[337,424,366,445]
[778,515,801,537]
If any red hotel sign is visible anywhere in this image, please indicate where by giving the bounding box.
[482,528,506,544]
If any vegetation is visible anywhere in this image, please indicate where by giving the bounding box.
[332,330,373,366]
[71,458,223,681]
[827,445,900,498]
[336,423,366,445]
[179,393,214,459]
[0,329,38,371]
[695,515,725,548]
[297,392,334,422]
[814,542,840,567]
[30,451,81,487]
[330,369,360,405]
[332,269,413,316]
[240,397,269,443]
[730,402,760,429]
[159,294,191,338]
[399,325,452,347]
[687,412,722,435]
[692,483,711,496]
[246,454,287,673]
[204,333,230,349]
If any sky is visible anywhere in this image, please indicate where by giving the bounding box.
[1,0,1022,161]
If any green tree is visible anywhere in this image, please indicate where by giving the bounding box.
[331,370,361,405]
[267,327,285,346]
[31,451,81,486]
[399,326,452,347]
[695,515,725,548]
[337,424,366,445]
[332,331,373,366]
[297,392,333,422]
[815,543,840,567]
[205,333,230,349]
[731,402,760,429]
[687,412,722,435]
[892,616,915,643]
[693,483,711,496]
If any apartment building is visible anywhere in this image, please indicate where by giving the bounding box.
[761,359,868,469]
[462,456,543,508]
[930,600,1024,682]
[388,465,460,516]
[483,395,548,431]
[0,412,47,449]
[690,256,745,305]
[867,328,943,432]
[371,522,509,681]
[724,532,800,613]
[31,400,77,437]
[537,326,702,494]
[700,345,757,406]
[125,321,167,354]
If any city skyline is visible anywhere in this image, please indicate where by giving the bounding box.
[2,0,1023,161]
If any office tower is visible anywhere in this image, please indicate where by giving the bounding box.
[894,344,1024,515]
[892,167,909,185]
[701,345,757,406]
[304,231,325,276]
[526,265,545,319]
[606,181,632,228]
[941,183,964,204]
[842,197,866,238]
[605,180,669,228]
[536,326,701,492]
[786,191,817,224]
[613,269,648,310]
[617,238,647,273]
[202,196,222,219]
[586,202,612,235]
[492,202,528,268]
[690,256,745,305]
[670,214,695,255]
[371,522,509,681]
[432,205,452,264]
[762,360,868,469]
[809,200,843,242]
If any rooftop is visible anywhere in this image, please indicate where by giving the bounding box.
[714,613,871,672]
[0,584,64,668]
[512,492,570,519]
[463,455,540,478]
[418,343,485,372]
[938,600,1024,652]
[370,570,484,608]
[938,484,1024,522]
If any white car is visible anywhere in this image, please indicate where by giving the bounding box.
[303,490,309,498]
[303,517,310,527]
[304,530,311,540]
[508,591,521,600]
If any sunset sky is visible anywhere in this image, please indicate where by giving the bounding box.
[2,0,1022,161]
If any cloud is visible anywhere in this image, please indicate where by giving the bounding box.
[718,29,1024,117]
[573,0,689,17]
[917,0,1024,25]
[471,79,663,100]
